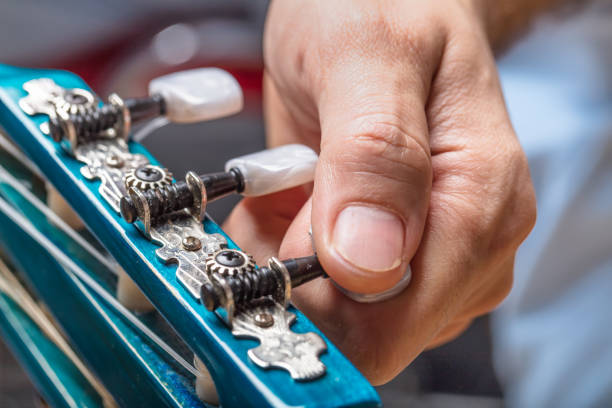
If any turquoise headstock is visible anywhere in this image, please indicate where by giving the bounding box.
[0,64,381,408]
[0,171,208,407]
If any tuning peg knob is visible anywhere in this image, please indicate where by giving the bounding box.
[49,68,243,143]
[120,144,318,224]
[224,144,318,196]
[148,67,243,123]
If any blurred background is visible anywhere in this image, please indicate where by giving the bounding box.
[1,1,611,407]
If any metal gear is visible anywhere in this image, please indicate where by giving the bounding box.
[53,88,97,115]
[205,249,256,277]
[123,164,173,190]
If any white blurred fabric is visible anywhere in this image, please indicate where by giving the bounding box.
[492,2,612,407]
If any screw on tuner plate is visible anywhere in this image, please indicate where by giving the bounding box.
[201,252,327,313]
[47,67,244,144]
[205,249,256,276]
[119,144,318,231]
[123,165,173,191]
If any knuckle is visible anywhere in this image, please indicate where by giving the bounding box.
[437,30,499,99]
[430,318,472,348]
[494,268,514,305]
[438,55,499,104]
[517,155,537,227]
[484,265,514,312]
[325,119,432,189]
[501,143,537,242]
[477,261,515,316]
[467,140,535,251]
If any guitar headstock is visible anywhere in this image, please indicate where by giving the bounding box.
[0,63,381,407]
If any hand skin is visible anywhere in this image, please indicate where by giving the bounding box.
[224,0,541,385]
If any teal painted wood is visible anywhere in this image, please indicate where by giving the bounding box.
[0,155,210,408]
[0,288,104,408]
[0,64,381,408]
[0,190,208,408]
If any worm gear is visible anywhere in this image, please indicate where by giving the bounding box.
[53,88,97,115]
[123,164,173,191]
[205,249,255,277]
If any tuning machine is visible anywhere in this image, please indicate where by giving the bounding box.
[201,252,326,316]
[119,144,318,235]
[46,68,243,149]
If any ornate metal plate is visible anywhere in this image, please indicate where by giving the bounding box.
[233,301,327,380]
[76,139,148,212]
[152,213,227,299]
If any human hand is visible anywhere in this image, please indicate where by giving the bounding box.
[224,0,536,384]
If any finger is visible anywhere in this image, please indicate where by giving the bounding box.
[222,73,316,263]
[311,61,434,294]
[288,37,533,384]
[223,186,309,265]
[384,31,535,374]
[454,256,515,321]
[426,318,473,349]
[264,73,320,150]
[279,200,429,384]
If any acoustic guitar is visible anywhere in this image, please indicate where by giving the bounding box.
[0,64,381,407]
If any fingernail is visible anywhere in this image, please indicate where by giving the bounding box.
[332,205,404,272]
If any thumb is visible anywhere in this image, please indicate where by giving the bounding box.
[312,67,432,294]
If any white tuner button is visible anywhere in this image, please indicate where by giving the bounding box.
[225,144,318,197]
[148,68,243,123]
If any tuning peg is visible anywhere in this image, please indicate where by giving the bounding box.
[120,144,318,225]
[223,143,318,196]
[201,252,327,313]
[48,68,243,143]
[148,67,243,124]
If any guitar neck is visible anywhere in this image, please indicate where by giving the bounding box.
[0,64,380,408]
[0,151,212,406]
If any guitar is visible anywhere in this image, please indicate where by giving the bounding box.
[0,64,381,407]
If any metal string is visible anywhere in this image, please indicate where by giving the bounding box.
[0,196,199,378]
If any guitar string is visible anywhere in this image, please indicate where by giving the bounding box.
[0,196,200,378]
[0,165,119,275]
[0,259,117,408]
[0,130,116,272]
[0,132,202,377]
[0,132,44,180]
[131,116,170,143]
